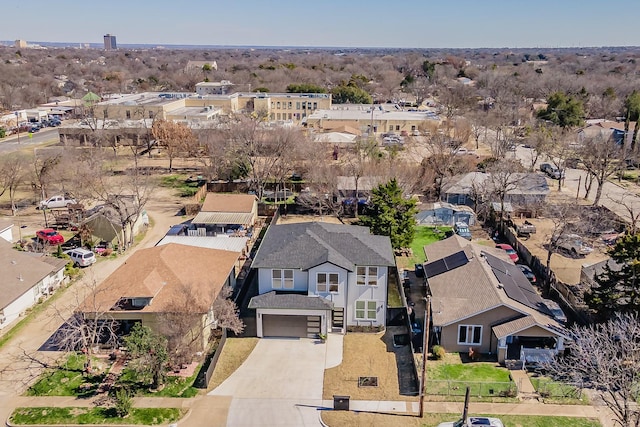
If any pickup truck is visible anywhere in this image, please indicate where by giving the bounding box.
[515,220,537,237]
[39,195,77,209]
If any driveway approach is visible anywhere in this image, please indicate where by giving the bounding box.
[209,336,342,426]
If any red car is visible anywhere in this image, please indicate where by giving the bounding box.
[495,243,519,262]
[36,228,65,245]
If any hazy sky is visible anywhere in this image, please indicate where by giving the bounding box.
[2,0,639,48]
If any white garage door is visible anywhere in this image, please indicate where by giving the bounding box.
[262,315,309,338]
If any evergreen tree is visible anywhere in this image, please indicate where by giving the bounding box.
[585,233,640,322]
[359,179,417,249]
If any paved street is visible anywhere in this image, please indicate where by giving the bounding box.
[0,128,60,154]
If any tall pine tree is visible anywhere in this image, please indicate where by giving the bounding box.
[359,179,417,249]
[584,233,640,322]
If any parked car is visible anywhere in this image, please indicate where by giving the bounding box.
[540,163,564,179]
[543,299,567,324]
[415,263,425,278]
[454,222,472,240]
[437,417,504,427]
[495,243,519,262]
[39,195,77,209]
[517,264,536,283]
[36,228,65,245]
[557,234,593,256]
[64,248,97,267]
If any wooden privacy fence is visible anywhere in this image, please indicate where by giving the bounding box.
[498,223,589,325]
[195,328,228,389]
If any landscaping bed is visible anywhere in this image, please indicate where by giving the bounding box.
[323,331,419,401]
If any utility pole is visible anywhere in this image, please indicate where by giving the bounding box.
[418,295,431,417]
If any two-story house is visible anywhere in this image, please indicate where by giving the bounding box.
[248,222,395,338]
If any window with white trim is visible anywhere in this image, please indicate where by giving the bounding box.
[272,269,294,289]
[317,273,339,293]
[356,266,378,286]
[457,325,482,346]
[355,300,377,320]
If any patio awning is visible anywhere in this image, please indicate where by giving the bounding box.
[192,211,255,225]
[492,316,537,339]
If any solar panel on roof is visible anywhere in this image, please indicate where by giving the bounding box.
[482,252,508,274]
[425,250,469,278]
[425,259,447,277]
[443,250,468,271]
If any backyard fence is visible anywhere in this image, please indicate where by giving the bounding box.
[529,377,585,400]
[425,380,516,398]
[195,328,228,389]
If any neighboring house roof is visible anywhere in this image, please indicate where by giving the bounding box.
[0,240,65,310]
[425,236,561,332]
[82,243,239,314]
[581,257,623,282]
[442,172,549,199]
[156,235,248,252]
[252,222,395,271]
[192,212,255,226]
[201,193,257,213]
[314,132,357,144]
[0,218,14,242]
[248,291,334,310]
[418,202,475,214]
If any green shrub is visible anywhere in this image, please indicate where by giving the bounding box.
[432,345,446,360]
[113,388,132,417]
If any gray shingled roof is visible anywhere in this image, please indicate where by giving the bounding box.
[248,291,334,310]
[442,172,549,196]
[251,222,395,271]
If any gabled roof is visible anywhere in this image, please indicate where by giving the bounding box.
[251,222,394,271]
[249,291,334,310]
[0,240,66,310]
[442,172,549,197]
[201,193,257,213]
[82,243,239,314]
[425,236,561,331]
[336,176,385,192]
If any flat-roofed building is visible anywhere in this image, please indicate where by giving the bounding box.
[305,104,439,134]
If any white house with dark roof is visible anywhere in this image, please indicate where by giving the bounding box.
[249,222,395,338]
[424,235,569,365]
[0,240,66,328]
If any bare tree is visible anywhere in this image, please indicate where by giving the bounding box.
[541,125,575,192]
[487,160,525,226]
[49,278,118,373]
[151,119,197,172]
[541,314,640,427]
[0,152,29,215]
[606,193,640,235]
[580,131,623,206]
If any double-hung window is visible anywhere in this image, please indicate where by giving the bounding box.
[272,269,294,289]
[317,273,339,293]
[356,266,378,286]
[355,300,377,320]
[457,325,482,346]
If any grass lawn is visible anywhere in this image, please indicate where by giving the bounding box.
[208,338,259,391]
[323,332,419,401]
[26,354,107,397]
[426,354,516,398]
[9,407,185,425]
[116,368,199,398]
[159,174,202,197]
[407,226,451,266]
[529,375,587,405]
[321,412,601,427]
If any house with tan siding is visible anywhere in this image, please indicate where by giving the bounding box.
[424,235,568,365]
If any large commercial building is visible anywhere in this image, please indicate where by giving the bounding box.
[103,34,117,50]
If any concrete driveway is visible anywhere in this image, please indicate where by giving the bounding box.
[209,336,341,426]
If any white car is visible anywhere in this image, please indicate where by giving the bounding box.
[39,195,77,209]
[64,248,97,267]
[437,417,504,427]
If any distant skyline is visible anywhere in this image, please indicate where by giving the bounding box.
[2,0,640,49]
